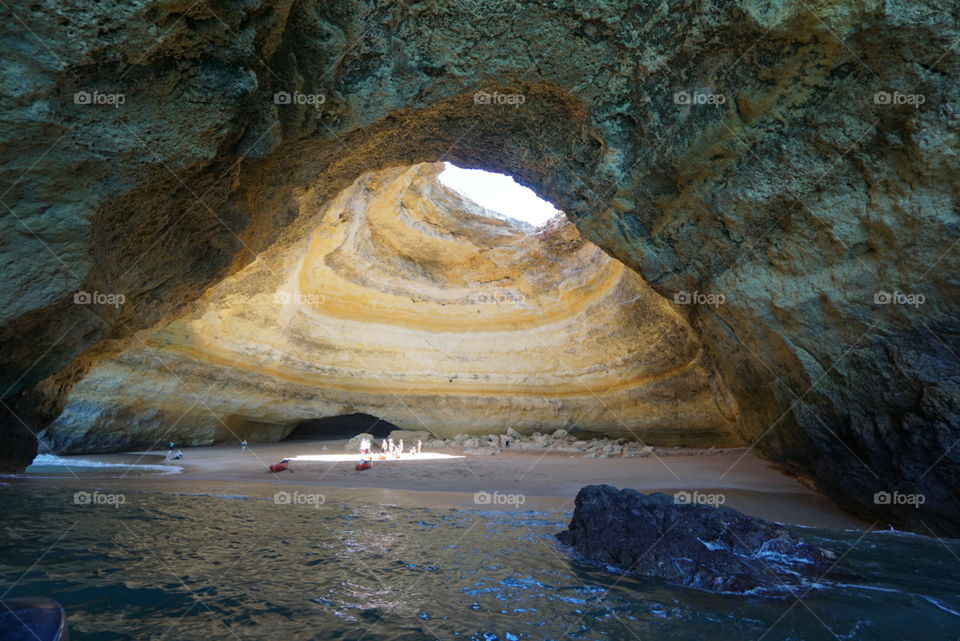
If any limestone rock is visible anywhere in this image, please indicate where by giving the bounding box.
[388,430,434,444]
[461,438,484,450]
[345,433,375,452]
[40,165,737,453]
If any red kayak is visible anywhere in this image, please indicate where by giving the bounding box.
[268,461,292,473]
[355,460,372,470]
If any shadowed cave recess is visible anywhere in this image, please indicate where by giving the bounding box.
[0,0,957,538]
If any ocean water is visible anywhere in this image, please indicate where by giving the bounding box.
[1,488,959,640]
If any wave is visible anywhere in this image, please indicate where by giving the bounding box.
[831,583,960,618]
[923,596,960,618]
[28,454,180,473]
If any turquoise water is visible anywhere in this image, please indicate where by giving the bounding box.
[1,488,959,640]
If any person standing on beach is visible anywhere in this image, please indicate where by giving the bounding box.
[417,440,422,455]
[381,438,388,453]
[241,439,248,451]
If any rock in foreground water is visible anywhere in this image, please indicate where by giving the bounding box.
[557,485,838,595]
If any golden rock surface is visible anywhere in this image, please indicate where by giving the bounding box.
[43,165,739,451]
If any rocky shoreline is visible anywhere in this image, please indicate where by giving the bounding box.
[348,428,747,459]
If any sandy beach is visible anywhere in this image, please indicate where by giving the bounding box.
[14,440,868,530]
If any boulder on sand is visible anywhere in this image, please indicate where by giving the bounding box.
[557,485,839,594]
[345,433,375,452]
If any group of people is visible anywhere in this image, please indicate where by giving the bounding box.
[381,437,422,457]
[357,437,423,458]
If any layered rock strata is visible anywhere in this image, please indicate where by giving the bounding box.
[40,165,738,453]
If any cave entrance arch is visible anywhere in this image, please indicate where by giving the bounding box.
[14,84,746,482]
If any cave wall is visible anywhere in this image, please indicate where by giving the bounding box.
[40,164,738,453]
[0,0,957,532]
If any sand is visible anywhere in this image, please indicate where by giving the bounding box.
[13,440,869,530]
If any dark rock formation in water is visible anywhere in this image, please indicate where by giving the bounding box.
[557,485,838,594]
[0,1,957,532]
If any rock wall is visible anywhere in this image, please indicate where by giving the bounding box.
[1,0,956,531]
[41,164,738,453]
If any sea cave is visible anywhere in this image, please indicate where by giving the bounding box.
[0,1,958,639]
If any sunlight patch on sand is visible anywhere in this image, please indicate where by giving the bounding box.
[289,453,465,462]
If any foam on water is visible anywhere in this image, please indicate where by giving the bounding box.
[27,453,181,474]
[923,596,960,618]
[831,583,960,618]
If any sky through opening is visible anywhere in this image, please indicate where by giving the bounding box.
[438,162,559,227]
